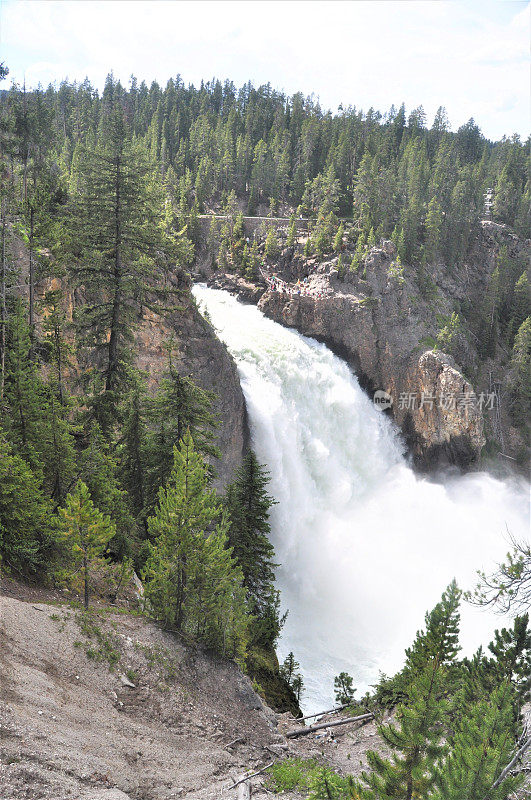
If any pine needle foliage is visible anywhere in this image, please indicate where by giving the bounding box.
[143,432,248,661]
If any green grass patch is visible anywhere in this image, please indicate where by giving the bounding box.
[267,758,356,798]
[74,611,121,671]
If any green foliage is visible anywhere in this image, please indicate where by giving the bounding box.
[287,218,297,248]
[435,312,463,358]
[245,239,260,280]
[432,681,522,800]
[334,671,356,705]
[357,582,461,799]
[424,197,443,262]
[333,222,345,253]
[387,256,405,285]
[3,299,79,502]
[66,102,191,422]
[225,453,277,608]
[509,316,531,428]
[488,613,531,707]
[468,537,531,615]
[268,759,353,798]
[0,435,56,575]
[78,423,137,560]
[57,480,116,608]
[143,433,248,660]
[117,370,150,523]
[146,355,220,508]
[264,227,281,260]
[280,651,305,701]
[75,610,122,670]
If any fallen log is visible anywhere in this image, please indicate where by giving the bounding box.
[238,781,251,800]
[296,703,350,723]
[224,737,245,750]
[286,712,374,739]
[228,762,275,790]
[486,735,531,795]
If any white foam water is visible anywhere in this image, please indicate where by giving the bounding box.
[193,284,530,713]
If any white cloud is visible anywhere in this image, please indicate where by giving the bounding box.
[2,0,529,139]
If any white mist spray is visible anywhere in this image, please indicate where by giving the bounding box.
[193,285,530,713]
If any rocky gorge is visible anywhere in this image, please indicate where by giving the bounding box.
[199,219,529,471]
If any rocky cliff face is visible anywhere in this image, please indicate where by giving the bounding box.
[258,282,484,468]
[206,221,529,470]
[133,295,246,488]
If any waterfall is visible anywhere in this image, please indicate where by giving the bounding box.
[193,284,530,713]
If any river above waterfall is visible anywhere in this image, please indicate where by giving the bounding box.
[193,284,530,714]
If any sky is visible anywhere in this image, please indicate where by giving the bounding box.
[0,0,529,141]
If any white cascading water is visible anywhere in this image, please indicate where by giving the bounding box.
[193,284,530,714]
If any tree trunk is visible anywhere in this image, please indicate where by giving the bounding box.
[55,319,65,406]
[106,156,122,392]
[286,712,373,739]
[238,782,250,800]
[28,206,35,360]
[1,202,6,402]
[84,553,89,609]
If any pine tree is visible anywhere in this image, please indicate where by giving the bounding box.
[4,297,77,504]
[265,227,281,260]
[39,382,77,504]
[488,613,531,709]
[404,580,462,677]
[245,239,260,280]
[58,480,116,608]
[68,102,190,427]
[286,217,297,248]
[509,317,530,428]
[308,768,351,800]
[432,681,522,800]
[143,433,248,659]
[280,651,302,686]
[41,289,72,408]
[0,436,56,575]
[146,357,219,507]
[225,452,276,605]
[424,197,443,262]
[117,370,149,523]
[78,423,137,559]
[334,672,356,705]
[333,222,345,253]
[225,451,281,647]
[3,300,45,472]
[357,582,461,800]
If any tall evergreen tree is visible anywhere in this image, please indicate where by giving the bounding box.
[0,435,56,575]
[145,355,219,508]
[143,432,248,659]
[68,102,191,428]
[225,451,277,609]
[357,582,461,800]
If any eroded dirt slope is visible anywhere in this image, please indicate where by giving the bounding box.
[0,594,281,800]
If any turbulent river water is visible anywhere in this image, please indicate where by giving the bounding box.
[193,284,530,714]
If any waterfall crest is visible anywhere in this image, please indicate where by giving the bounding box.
[194,284,530,713]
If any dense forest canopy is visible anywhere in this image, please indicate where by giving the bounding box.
[1,71,529,239]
